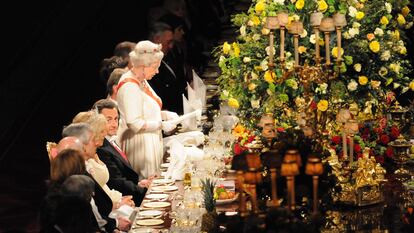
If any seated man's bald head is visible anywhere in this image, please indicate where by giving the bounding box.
[56,137,84,154]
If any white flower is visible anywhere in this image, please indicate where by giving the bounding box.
[265,46,276,56]
[343,31,351,39]
[252,34,261,41]
[274,0,285,4]
[243,57,251,63]
[352,22,361,28]
[406,22,413,29]
[251,71,258,80]
[389,63,401,74]
[348,28,359,37]
[380,50,391,61]
[374,28,384,36]
[348,6,357,17]
[223,90,229,97]
[300,29,307,38]
[251,99,260,108]
[354,63,362,72]
[310,34,316,44]
[285,60,294,70]
[240,25,246,37]
[292,14,300,21]
[285,52,292,58]
[294,97,305,107]
[260,59,269,71]
[266,89,273,96]
[247,20,254,27]
[319,83,328,92]
[348,80,358,91]
[385,2,392,13]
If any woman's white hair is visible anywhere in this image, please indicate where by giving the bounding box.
[129,40,164,67]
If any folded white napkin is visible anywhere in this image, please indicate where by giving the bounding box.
[165,140,187,181]
[109,204,134,219]
[163,131,205,148]
[192,70,206,109]
[184,145,205,161]
[181,95,198,131]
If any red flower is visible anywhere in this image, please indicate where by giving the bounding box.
[375,156,384,164]
[233,143,246,155]
[380,134,390,145]
[331,135,341,145]
[385,147,394,158]
[357,153,363,159]
[390,126,400,139]
[374,127,383,134]
[361,127,370,140]
[276,127,285,132]
[247,135,255,143]
[354,144,361,153]
[310,100,317,110]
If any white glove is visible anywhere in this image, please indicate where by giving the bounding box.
[194,109,202,121]
[144,120,161,132]
[161,111,179,120]
[162,121,177,133]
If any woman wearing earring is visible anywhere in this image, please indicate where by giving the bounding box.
[116,40,178,179]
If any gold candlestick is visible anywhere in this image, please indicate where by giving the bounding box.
[324,32,331,65]
[336,26,342,64]
[305,157,323,214]
[314,27,320,65]
[280,26,285,63]
[269,32,274,66]
[270,168,279,207]
[281,157,299,211]
[294,34,299,67]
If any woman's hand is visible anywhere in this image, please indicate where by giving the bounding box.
[138,179,151,188]
[120,195,135,207]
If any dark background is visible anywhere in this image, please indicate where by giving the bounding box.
[0,0,412,232]
[0,1,154,231]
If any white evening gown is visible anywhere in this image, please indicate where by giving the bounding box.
[116,71,163,179]
[86,158,122,205]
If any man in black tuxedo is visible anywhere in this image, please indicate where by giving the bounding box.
[148,22,188,115]
[93,99,150,205]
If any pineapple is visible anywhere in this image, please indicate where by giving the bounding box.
[201,178,218,233]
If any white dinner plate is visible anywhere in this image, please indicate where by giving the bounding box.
[152,179,174,185]
[160,163,170,168]
[138,210,163,217]
[151,185,178,192]
[146,193,169,199]
[135,219,164,226]
[143,201,171,208]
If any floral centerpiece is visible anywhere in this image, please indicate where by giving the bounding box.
[215,0,413,153]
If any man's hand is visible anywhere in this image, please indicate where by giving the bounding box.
[120,195,135,207]
[117,216,131,231]
[138,179,151,188]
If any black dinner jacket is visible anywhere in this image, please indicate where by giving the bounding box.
[148,60,187,115]
[96,138,146,204]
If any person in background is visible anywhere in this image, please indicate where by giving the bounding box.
[148,22,187,114]
[93,99,150,205]
[106,68,127,105]
[98,56,129,85]
[113,41,136,70]
[116,40,178,179]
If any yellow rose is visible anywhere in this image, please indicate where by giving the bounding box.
[400,47,407,55]
[318,0,328,12]
[392,30,400,40]
[369,41,380,53]
[264,70,275,83]
[295,0,305,10]
[232,124,246,137]
[402,6,411,17]
[331,47,344,58]
[228,98,239,109]
[317,100,329,112]
[232,42,240,57]
[255,1,266,14]
[355,11,365,20]
[223,42,231,54]
[409,81,414,91]
[261,28,270,35]
[397,14,406,25]
[380,16,389,25]
[358,76,368,85]
[248,83,257,91]
[298,46,307,54]
[251,16,261,26]
[370,80,381,89]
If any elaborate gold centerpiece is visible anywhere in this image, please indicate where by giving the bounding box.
[326,148,386,206]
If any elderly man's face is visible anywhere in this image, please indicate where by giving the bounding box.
[84,132,97,159]
[159,30,174,54]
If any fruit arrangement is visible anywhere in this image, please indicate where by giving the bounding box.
[214,185,236,200]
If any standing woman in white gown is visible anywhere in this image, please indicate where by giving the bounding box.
[116,40,177,179]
